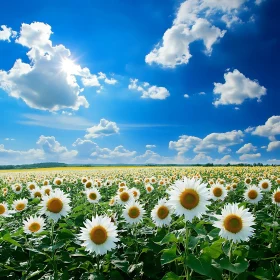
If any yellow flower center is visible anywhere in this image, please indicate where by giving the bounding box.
[133,191,137,197]
[151,179,155,183]
[119,187,125,193]
[248,190,258,200]
[90,226,108,245]
[29,184,35,190]
[224,214,243,233]
[16,203,25,211]
[43,181,48,186]
[213,187,222,197]
[157,206,169,219]
[147,186,152,192]
[261,182,269,189]
[82,178,87,183]
[0,205,5,214]
[47,198,63,213]
[16,186,21,191]
[274,192,280,203]
[56,180,62,185]
[34,192,41,198]
[120,182,125,187]
[179,189,199,210]
[85,182,92,188]
[89,192,97,200]
[28,222,41,233]
[245,179,251,184]
[45,189,50,195]
[128,206,140,219]
[120,192,129,202]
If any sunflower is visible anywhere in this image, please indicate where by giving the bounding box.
[213,203,255,243]
[12,183,23,194]
[272,188,280,206]
[39,189,71,222]
[167,177,210,222]
[151,198,172,227]
[109,197,116,206]
[145,184,154,193]
[117,190,134,205]
[210,184,227,201]
[23,216,46,234]
[0,202,14,217]
[244,177,252,186]
[13,199,28,212]
[78,215,119,255]
[86,188,101,204]
[27,182,38,191]
[84,180,94,189]
[130,187,140,200]
[42,185,52,196]
[258,179,272,192]
[123,201,145,224]
[53,177,63,186]
[244,185,263,204]
[31,187,43,199]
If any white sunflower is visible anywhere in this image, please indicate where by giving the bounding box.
[167,177,210,222]
[53,177,63,186]
[272,188,280,206]
[39,189,71,222]
[78,215,119,255]
[12,183,23,194]
[213,203,255,243]
[258,179,272,192]
[13,198,28,212]
[86,188,101,204]
[31,187,43,199]
[27,182,38,192]
[42,185,52,196]
[151,198,172,227]
[145,184,154,193]
[23,216,46,234]
[123,201,145,224]
[130,187,140,200]
[117,190,134,205]
[244,185,263,204]
[0,202,14,217]
[210,184,227,201]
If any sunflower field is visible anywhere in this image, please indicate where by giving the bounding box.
[0,166,279,280]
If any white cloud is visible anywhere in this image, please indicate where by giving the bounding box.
[4,138,15,141]
[0,22,116,111]
[128,78,170,100]
[85,118,119,139]
[214,155,232,164]
[145,0,250,68]
[236,143,257,154]
[255,0,265,5]
[184,94,189,98]
[169,135,202,155]
[97,72,118,85]
[267,159,280,164]
[0,25,17,42]
[239,153,261,161]
[198,91,206,95]
[213,69,266,106]
[36,135,77,160]
[194,130,244,153]
[245,126,255,133]
[267,141,280,152]
[146,145,156,149]
[19,113,93,130]
[252,116,280,141]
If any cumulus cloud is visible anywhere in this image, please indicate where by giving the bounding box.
[267,141,280,152]
[128,79,170,100]
[184,94,189,98]
[213,69,267,106]
[4,138,15,141]
[0,22,117,111]
[252,116,280,141]
[0,25,17,42]
[267,159,280,164]
[239,153,261,161]
[194,130,244,153]
[236,143,257,154]
[145,0,250,68]
[169,135,202,155]
[85,119,120,139]
[146,145,156,149]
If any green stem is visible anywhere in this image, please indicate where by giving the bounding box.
[184,222,190,280]
[228,241,234,280]
[50,220,58,279]
[272,203,278,252]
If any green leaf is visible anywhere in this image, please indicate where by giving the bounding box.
[57,228,75,240]
[156,233,177,244]
[161,245,180,265]
[2,234,21,247]
[162,272,180,280]
[186,254,222,280]
[203,239,224,259]
[218,257,249,274]
[110,270,124,280]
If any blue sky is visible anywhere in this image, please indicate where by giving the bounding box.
[0,0,279,164]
